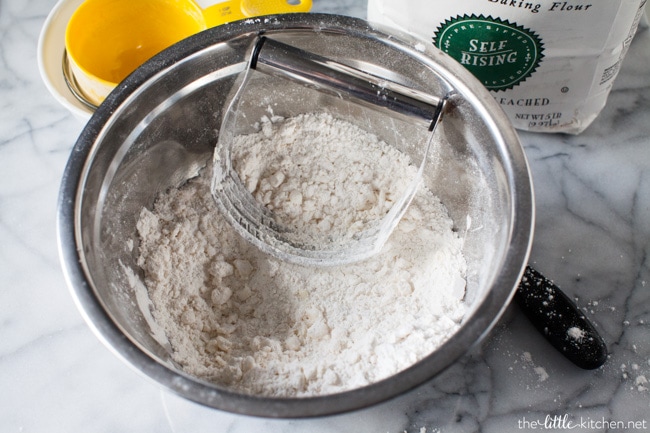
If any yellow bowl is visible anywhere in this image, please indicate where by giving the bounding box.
[64,0,312,107]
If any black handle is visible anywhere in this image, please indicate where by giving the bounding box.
[515,266,608,369]
[251,36,444,128]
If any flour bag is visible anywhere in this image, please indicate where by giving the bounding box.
[368,0,647,133]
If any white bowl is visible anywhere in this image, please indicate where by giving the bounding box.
[38,0,93,121]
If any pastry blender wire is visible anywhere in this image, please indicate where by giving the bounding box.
[211,36,450,266]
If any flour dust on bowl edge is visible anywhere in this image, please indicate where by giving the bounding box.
[56,14,534,418]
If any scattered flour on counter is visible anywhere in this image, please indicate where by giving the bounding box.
[635,375,648,392]
[136,112,467,397]
[534,366,550,382]
[521,351,549,383]
[620,362,650,393]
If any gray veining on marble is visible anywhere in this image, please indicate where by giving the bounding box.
[1,0,648,432]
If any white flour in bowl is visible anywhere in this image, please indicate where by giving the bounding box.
[229,112,417,249]
[136,112,467,397]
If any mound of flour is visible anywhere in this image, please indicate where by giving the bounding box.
[136,113,467,397]
[230,112,416,247]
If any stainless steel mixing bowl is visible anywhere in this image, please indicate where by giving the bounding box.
[57,14,534,418]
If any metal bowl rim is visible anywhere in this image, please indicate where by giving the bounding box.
[57,13,534,418]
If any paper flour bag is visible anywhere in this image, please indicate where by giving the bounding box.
[368,0,647,133]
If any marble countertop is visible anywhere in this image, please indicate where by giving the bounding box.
[2,0,649,431]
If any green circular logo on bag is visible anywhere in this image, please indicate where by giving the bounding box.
[434,15,544,91]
